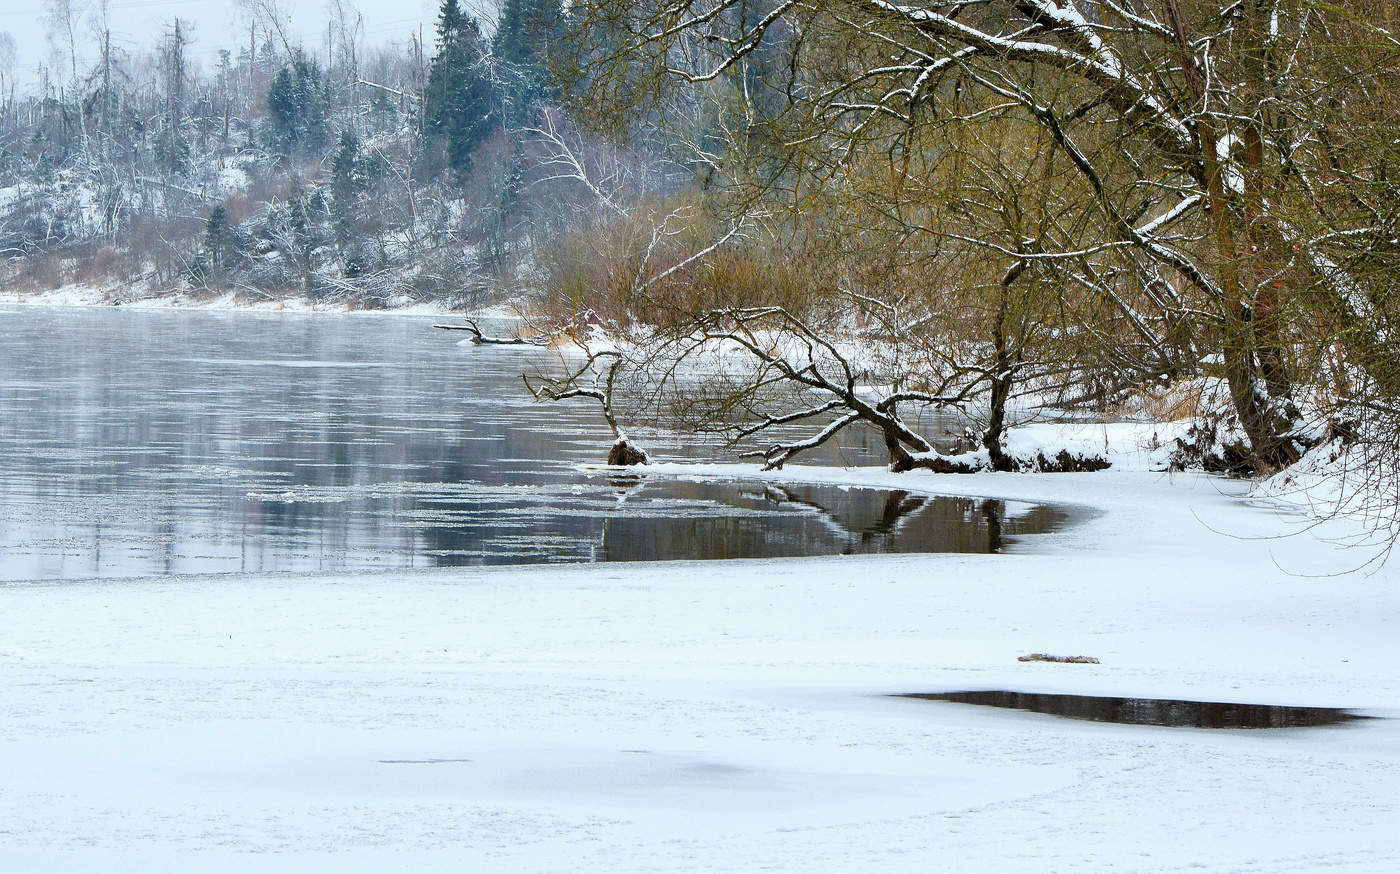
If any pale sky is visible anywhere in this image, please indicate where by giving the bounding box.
[0,0,501,94]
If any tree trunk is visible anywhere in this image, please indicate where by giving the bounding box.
[982,259,1026,472]
[1168,0,1301,472]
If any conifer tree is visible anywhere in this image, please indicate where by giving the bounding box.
[493,0,563,71]
[493,0,563,129]
[266,51,329,156]
[331,129,371,276]
[422,0,496,180]
[203,205,232,279]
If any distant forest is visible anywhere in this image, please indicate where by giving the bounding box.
[0,0,596,308]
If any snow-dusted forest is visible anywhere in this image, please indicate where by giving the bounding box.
[0,0,577,309]
[4,2,1400,871]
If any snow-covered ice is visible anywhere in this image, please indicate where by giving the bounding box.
[4,460,1399,872]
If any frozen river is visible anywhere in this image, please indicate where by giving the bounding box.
[3,308,1398,874]
[0,307,1064,580]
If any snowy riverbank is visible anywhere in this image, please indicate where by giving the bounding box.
[0,284,468,316]
[4,460,1398,873]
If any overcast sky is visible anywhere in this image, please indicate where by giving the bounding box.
[0,0,501,93]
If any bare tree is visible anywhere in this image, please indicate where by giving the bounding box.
[328,0,365,133]
[0,32,16,118]
[43,0,88,150]
[553,0,1400,474]
[238,0,297,60]
[525,346,651,465]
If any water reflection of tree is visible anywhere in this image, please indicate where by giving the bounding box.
[982,501,1003,553]
[592,482,1045,561]
[762,485,929,553]
[270,473,1061,566]
[764,485,1021,554]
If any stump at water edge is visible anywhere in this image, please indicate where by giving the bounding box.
[608,438,648,466]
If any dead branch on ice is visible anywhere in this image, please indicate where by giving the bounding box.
[434,319,547,346]
[1018,653,1101,664]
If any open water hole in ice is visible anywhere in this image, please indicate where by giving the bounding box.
[895,691,1372,729]
[0,307,1068,581]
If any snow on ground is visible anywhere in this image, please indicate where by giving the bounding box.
[3,453,1399,873]
[216,166,251,197]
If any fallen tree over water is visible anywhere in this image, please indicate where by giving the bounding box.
[511,302,1113,472]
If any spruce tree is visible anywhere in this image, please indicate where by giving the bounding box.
[332,130,363,213]
[266,67,297,150]
[493,0,563,71]
[422,0,496,181]
[493,0,563,128]
[204,205,232,278]
[331,129,370,275]
[266,51,330,156]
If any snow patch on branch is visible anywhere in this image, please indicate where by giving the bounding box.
[1216,134,1245,195]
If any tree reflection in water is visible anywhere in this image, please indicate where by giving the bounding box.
[584,480,1064,563]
